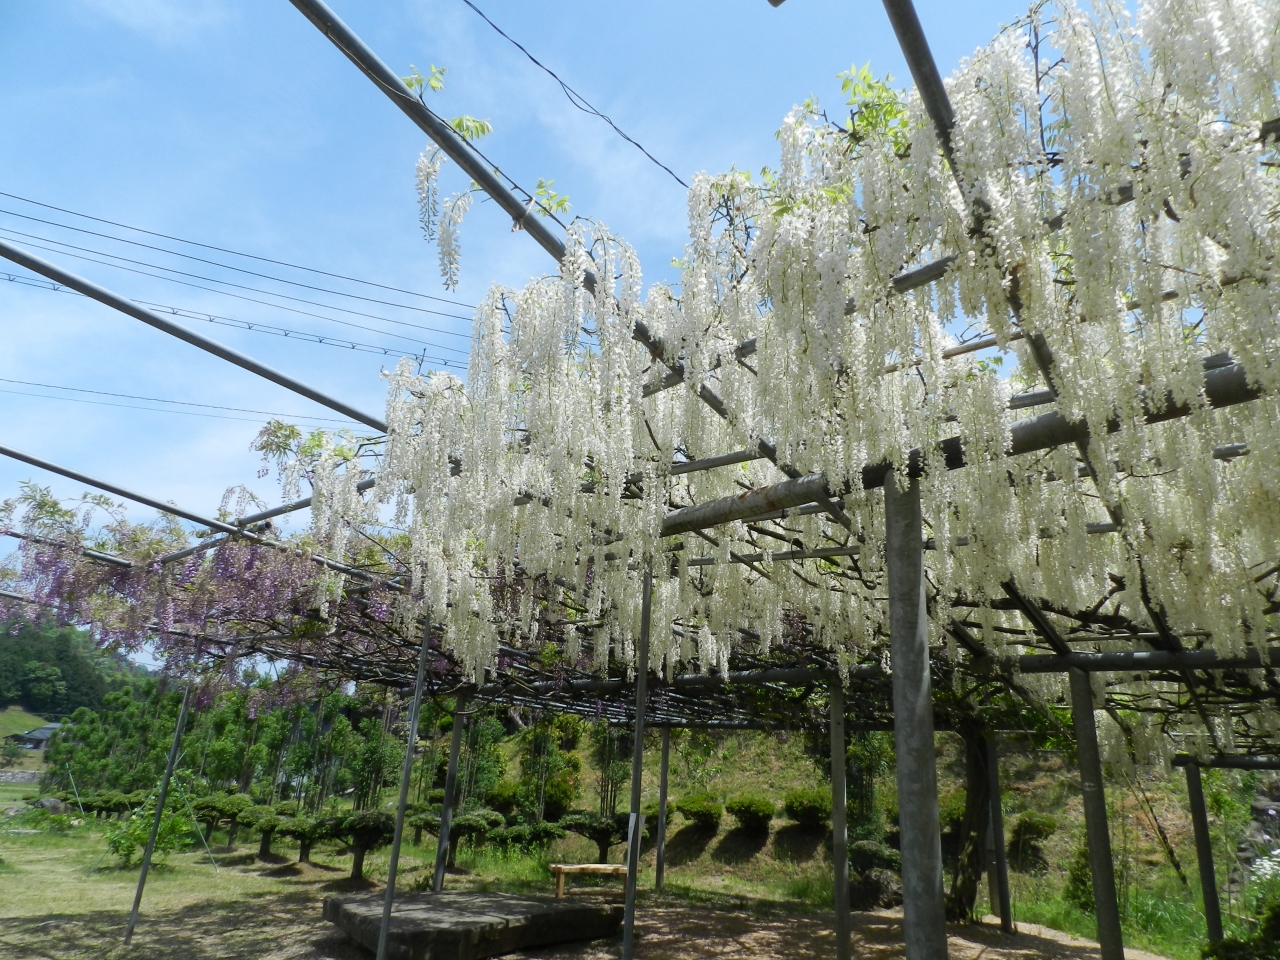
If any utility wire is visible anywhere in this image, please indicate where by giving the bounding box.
[0,205,475,321]
[0,273,467,367]
[0,190,473,308]
[458,0,689,189]
[0,387,348,427]
[0,225,472,339]
[0,236,470,356]
[0,376,359,422]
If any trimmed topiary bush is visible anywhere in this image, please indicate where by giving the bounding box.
[1007,811,1057,870]
[560,812,629,863]
[783,788,832,829]
[341,810,395,881]
[849,839,900,874]
[725,793,774,834]
[675,792,723,831]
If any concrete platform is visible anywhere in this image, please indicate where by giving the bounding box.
[323,891,624,960]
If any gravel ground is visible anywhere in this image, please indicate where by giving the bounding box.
[0,887,1170,960]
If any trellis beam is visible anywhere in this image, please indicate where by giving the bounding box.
[1018,649,1280,673]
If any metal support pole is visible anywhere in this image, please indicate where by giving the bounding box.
[655,725,670,892]
[985,736,1012,932]
[622,566,653,960]
[376,621,433,960]
[830,680,851,960]
[1068,667,1124,960]
[432,694,469,893]
[123,683,191,945]
[884,473,948,960]
[1184,761,1224,943]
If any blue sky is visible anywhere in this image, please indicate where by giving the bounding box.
[0,0,1032,533]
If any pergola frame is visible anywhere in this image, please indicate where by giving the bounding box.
[0,2,1276,959]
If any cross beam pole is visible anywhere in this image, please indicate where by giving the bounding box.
[1182,760,1224,943]
[432,695,468,892]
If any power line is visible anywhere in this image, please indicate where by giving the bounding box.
[0,386,348,427]
[0,189,474,308]
[0,205,476,323]
[0,272,468,367]
[0,225,472,340]
[0,375,360,421]
[458,0,689,189]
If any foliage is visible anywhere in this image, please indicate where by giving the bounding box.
[448,116,493,142]
[1008,811,1058,870]
[1063,840,1095,914]
[401,63,446,95]
[837,62,908,153]
[340,810,395,881]
[675,792,723,831]
[487,821,566,850]
[848,839,900,874]
[0,619,128,716]
[724,793,774,834]
[532,178,570,217]
[560,811,629,863]
[1203,899,1280,960]
[783,788,832,829]
[105,798,193,867]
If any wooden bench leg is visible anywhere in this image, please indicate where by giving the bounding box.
[555,871,565,899]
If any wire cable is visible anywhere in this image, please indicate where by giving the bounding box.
[457,0,689,189]
[0,376,360,422]
[0,225,471,340]
[0,387,350,427]
[0,272,467,367]
[0,189,473,307]
[0,205,475,322]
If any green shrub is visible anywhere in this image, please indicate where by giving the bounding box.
[488,821,566,849]
[341,810,395,881]
[725,793,774,834]
[1007,811,1057,870]
[849,839,900,874]
[276,815,329,863]
[237,805,284,859]
[675,792,723,831]
[486,781,521,816]
[1063,841,1094,913]
[784,788,832,828]
[105,801,193,866]
[1203,898,1280,960]
[560,812,629,863]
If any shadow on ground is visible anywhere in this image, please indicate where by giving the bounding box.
[711,827,769,864]
[769,824,825,863]
[663,824,717,867]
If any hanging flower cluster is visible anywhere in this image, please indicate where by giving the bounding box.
[318,0,1280,698]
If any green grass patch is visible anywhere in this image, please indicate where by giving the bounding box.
[0,705,47,739]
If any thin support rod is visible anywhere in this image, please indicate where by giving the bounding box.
[622,566,653,960]
[655,725,670,892]
[1068,667,1124,960]
[0,239,385,432]
[123,683,191,945]
[432,695,468,892]
[830,680,851,960]
[1184,761,1224,943]
[376,620,433,960]
[986,736,1013,933]
[884,473,947,960]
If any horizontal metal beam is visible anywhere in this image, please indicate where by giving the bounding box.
[1173,754,1280,771]
[1018,648,1280,673]
[661,360,1261,535]
[0,239,387,432]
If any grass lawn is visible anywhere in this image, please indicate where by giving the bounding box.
[0,706,47,739]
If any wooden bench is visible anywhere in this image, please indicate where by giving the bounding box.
[549,863,629,898]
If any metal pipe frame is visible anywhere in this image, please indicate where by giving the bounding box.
[432,696,468,892]
[0,238,385,432]
[830,680,851,960]
[622,566,653,960]
[655,726,670,892]
[1182,760,1224,943]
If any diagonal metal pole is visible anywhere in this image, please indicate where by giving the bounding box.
[621,565,653,960]
[123,682,192,946]
[0,239,385,432]
[432,694,469,892]
[376,618,433,960]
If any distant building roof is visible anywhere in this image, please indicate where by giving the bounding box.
[5,722,62,746]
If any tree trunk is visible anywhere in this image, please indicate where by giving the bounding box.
[946,725,991,922]
[413,826,423,846]
[351,845,367,881]
[258,829,273,859]
[299,838,313,864]
[596,838,611,864]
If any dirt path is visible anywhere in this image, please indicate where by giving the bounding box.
[0,887,1169,960]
